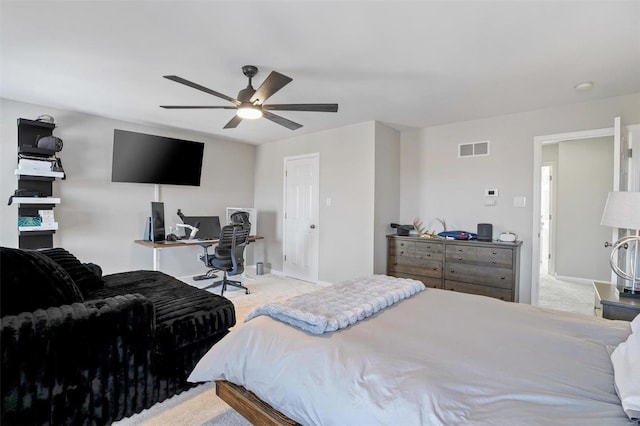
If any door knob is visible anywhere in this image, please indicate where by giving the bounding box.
[310,224,316,229]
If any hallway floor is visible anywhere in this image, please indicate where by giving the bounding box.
[538,273,596,316]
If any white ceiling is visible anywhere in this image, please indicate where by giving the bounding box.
[2,1,639,145]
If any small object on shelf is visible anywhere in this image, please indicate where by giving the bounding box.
[499,232,517,242]
[18,223,59,232]
[18,158,53,171]
[18,216,42,227]
[39,210,56,225]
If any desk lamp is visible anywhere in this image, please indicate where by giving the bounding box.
[601,191,640,297]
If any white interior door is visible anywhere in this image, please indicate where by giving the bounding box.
[540,165,552,274]
[283,154,319,282]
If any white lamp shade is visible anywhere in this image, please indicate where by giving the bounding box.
[601,191,640,230]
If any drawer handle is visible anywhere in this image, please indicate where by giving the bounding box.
[400,243,405,247]
[426,253,431,257]
[433,267,438,271]
[492,251,497,254]
[394,262,398,266]
[457,248,463,252]
[400,251,404,255]
[492,260,497,264]
[458,256,463,260]
[450,269,455,273]
[501,276,506,280]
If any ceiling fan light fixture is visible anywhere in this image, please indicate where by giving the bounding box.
[236,105,263,119]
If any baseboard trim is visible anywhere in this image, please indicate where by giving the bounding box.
[553,274,599,285]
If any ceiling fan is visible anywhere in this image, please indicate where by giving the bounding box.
[160,65,338,130]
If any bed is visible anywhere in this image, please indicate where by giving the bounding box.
[189,276,639,425]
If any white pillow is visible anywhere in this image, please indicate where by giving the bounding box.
[631,312,639,333]
[611,329,640,421]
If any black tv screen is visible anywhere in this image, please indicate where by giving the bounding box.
[111,129,204,186]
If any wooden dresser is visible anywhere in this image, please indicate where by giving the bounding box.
[387,235,522,302]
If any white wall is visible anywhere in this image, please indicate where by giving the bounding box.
[399,129,420,223]
[254,122,376,283]
[409,92,640,303]
[556,137,613,281]
[1,98,255,276]
[373,122,400,274]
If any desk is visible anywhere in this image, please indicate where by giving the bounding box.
[593,281,640,321]
[135,236,264,271]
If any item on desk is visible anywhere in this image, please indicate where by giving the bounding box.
[176,223,199,240]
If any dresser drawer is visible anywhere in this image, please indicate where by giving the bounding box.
[476,247,513,268]
[444,263,513,289]
[446,245,512,268]
[389,272,442,289]
[389,239,416,257]
[444,280,513,302]
[414,241,443,261]
[388,255,442,279]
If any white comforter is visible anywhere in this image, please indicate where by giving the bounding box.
[189,287,632,425]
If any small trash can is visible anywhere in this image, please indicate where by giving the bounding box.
[256,262,264,275]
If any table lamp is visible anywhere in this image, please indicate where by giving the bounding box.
[601,191,640,297]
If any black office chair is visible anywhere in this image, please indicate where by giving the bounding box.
[201,223,251,295]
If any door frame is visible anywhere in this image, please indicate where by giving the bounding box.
[540,162,555,275]
[282,152,320,282]
[531,126,614,305]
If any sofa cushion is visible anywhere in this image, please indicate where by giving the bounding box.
[0,247,84,316]
[90,270,235,354]
[38,248,104,296]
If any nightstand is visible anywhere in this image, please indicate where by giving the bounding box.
[593,281,640,321]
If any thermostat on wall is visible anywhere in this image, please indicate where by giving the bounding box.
[484,188,499,197]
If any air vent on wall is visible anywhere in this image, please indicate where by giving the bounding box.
[459,141,490,158]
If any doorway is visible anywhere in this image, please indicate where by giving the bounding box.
[531,126,616,306]
[283,153,320,282]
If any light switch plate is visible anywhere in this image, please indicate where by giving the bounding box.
[484,188,499,197]
[513,196,527,207]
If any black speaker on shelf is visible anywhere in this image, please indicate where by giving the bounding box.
[477,223,493,242]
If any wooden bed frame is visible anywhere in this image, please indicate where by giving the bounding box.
[216,380,300,425]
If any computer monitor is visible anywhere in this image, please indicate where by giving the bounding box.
[182,216,221,240]
[151,202,166,242]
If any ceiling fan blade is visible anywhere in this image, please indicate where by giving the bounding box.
[163,75,239,105]
[250,71,292,104]
[160,105,236,109]
[263,103,339,112]
[262,111,302,130]
[223,115,243,129]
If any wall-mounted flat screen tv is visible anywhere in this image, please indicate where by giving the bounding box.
[111,129,204,186]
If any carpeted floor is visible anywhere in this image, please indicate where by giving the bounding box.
[537,273,596,316]
[114,271,322,426]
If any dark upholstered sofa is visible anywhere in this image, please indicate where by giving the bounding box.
[0,246,236,425]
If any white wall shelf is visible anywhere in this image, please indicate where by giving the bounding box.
[18,223,59,232]
[15,169,64,178]
[13,197,61,205]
